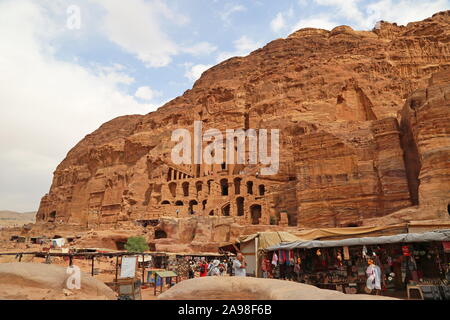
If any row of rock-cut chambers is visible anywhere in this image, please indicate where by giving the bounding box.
[153,175,268,225]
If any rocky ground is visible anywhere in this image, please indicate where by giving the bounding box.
[0,263,116,300]
[158,277,398,300]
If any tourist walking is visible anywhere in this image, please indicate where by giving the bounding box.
[208,259,221,276]
[188,260,196,279]
[199,259,209,277]
[227,258,233,276]
[232,253,247,277]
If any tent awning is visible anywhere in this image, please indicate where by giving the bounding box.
[238,231,300,250]
[266,229,450,251]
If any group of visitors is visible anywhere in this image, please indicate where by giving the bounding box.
[187,253,247,278]
[261,250,383,295]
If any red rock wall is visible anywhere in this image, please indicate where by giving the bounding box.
[400,70,450,219]
[36,11,450,229]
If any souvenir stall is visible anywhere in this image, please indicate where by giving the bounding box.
[265,230,450,298]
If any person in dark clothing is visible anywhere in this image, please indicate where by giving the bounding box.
[227,259,233,276]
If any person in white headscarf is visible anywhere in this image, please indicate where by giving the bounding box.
[366,259,382,295]
[208,259,221,276]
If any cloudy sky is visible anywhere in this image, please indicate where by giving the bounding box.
[1,0,449,212]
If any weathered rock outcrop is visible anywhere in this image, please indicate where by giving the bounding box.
[399,70,450,219]
[0,263,116,300]
[36,11,450,233]
[157,277,397,300]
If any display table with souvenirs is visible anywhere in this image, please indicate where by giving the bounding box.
[265,235,450,299]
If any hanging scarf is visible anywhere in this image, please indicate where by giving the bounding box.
[279,250,286,264]
[289,250,294,261]
[271,252,278,266]
[362,245,368,258]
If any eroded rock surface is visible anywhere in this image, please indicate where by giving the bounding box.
[157,277,397,300]
[0,263,116,300]
[35,12,450,241]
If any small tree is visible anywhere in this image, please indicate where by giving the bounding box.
[124,236,149,253]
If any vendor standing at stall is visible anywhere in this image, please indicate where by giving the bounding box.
[233,253,247,277]
[366,259,382,295]
[261,255,271,278]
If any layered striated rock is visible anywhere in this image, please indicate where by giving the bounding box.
[400,70,450,219]
[36,11,450,233]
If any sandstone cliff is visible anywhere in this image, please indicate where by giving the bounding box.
[36,11,450,233]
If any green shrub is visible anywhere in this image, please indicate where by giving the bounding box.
[270,216,278,225]
[124,236,149,253]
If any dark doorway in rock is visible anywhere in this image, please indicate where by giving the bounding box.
[48,211,56,222]
[115,240,126,250]
[220,179,229,196]
[234,177,242,195]
[161,200,170,205]
[236,197,244,216]
[222,204,230,216]
[448,203,450,216]
[345,223,359,227]
[202,199,207,210]
[259,185,265,196]
[209,210,214,216]
[247,181,253,195]
[189,200,198,215]
[167,168,172,182]
[168,182,177,198]
[250,204,261,225]
[175,200,184,206]
[155,230,167,239]
[182,182,189,197]
[196,181,203,196]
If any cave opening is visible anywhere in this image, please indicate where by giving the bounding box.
[250,204,262,225]
[220,179,229,196]
[155,230,167,239]
[236,197,244,216]
[169,182,177,198]
[259,185,265,196]
[222,204,230,216]
[189,200,198,215]
[182,182,189,197]
[115,240,126,250]
[48,211,56,222]
[234,177,241,195]
[247,181,253,195]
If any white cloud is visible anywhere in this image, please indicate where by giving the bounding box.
[182,42,218,56]
[216,36,262,62]
[184,63,213,82]
[271,13,286,33]
[0,0,157,211]
[364,0,450,29]
[309,0,450,30]
[135,86,162,101]
[291,15,339,32]
[93,63,135,86]
[314,0,365,27]
[93,0,186,68]
[220,4,247,25]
